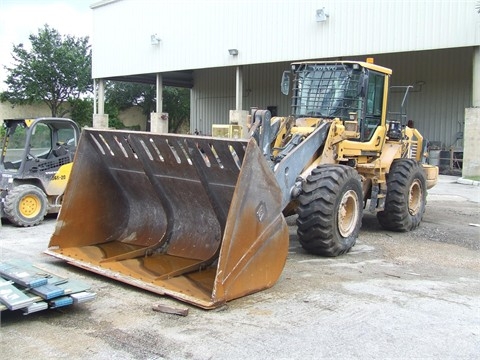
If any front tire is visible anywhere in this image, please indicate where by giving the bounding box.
[377,159,427,231]
[296,165,363,257]
[4,185,48,227]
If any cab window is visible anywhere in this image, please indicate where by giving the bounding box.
[362,72,384,141]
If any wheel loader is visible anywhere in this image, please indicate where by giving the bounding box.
[0,118,80,226]
[46,60,438,309]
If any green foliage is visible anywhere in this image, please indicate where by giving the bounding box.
[104,102,122,129]
[1,24,92,117]
[105,81,154,130]
[68,98,93,128]
[4,125,27,148]
[106,81,156,115]
[106,82,190,133]
[66,97,138,130]
[0,24,190,131]
[163,87,190,133]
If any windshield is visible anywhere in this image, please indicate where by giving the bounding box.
[2,123,27,169]
[291,63,364,119]
[1,122,52,170]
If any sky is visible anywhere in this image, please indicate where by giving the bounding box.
[0,0,93,90]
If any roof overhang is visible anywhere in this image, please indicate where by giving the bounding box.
[102,70,194,88]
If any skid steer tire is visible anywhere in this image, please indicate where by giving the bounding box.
[4,184,48,227]
[377,159,427,232]
[296,165,363,257]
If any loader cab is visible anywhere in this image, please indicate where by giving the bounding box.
[0,118,79,175]
[1,117,81,226]
[287,61,391,143]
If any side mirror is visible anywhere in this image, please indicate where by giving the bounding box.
[281,71,290,95]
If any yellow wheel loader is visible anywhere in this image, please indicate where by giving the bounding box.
[1,118,80,226]
[46,60,438,309]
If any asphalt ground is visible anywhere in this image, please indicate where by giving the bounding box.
[0,175,479,359]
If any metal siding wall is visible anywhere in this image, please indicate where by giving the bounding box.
[364,48,472,148]
[92,0,478,78]
[191,67,236,135]
[92,1,474,148]
[190,62,292,135]
[191,49,472,147]
[242,62,291,117]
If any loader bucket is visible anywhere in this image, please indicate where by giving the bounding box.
[46,129,289,309]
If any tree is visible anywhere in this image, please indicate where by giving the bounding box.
[68,98,124,129]
[106,82,190,132]
[1,24,92,117]
[106,81,156,118]
[68,98,93,128]
[163,87,190,133]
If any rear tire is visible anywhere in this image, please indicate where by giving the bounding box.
[377,159,426,231]
[296,165,363,257]
[4,185,48,227]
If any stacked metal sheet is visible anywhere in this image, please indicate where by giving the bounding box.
[0,260,96,315]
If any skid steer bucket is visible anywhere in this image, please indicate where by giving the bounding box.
[46,129,289,309]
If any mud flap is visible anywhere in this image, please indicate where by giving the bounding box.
[46,129,289,309]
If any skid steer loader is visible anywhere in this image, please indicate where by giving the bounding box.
[46,60,438,309]
[1,118,80,226]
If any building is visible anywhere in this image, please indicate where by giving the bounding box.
[90,0,480,176]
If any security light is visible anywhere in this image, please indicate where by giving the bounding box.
[316,8,329,22]
[151,34,161,46]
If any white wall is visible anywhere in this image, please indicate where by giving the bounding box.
[89,0,477,157]
[0,102,146,130]
[118,105,145,130]
[91,0,479,79]
[0,102,52,123]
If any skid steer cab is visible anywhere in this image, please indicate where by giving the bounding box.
[0,118,80,226]
[46,60,438,309]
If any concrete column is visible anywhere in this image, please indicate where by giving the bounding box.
[93,78,96,114]
[236,66,243,111]
[463,108,480,178]
[150,112,169,133]
[98,78,105,114]
[462,46,480,179]
[473,46,480,107]
[229,110,249,138]
[150,73,168,133]
[156,73,163,113]
[93,78,109,128]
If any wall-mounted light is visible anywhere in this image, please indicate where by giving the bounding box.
[151,34,161,46]
[316,8,329,22]
[228,49,239,56]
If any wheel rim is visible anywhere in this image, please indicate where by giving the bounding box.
[408,179,423,215]
[19,194,42,218]
[337,189,359,237]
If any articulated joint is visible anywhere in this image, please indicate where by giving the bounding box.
[290,178,303,199]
